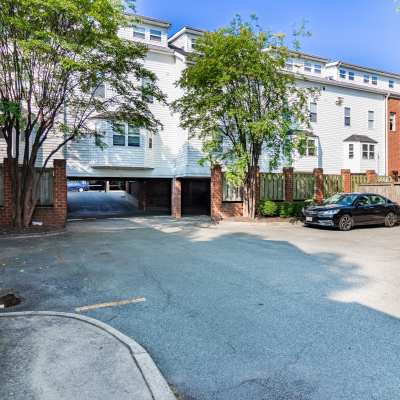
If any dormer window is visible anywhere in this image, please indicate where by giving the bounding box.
[348,71,355,81]
[339,69,346,79]
[150,29,162,42]
[133,26,146,39]
[372,76,378,85]
[304,61,312,72]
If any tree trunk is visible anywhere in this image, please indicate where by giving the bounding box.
[242,166,259,219]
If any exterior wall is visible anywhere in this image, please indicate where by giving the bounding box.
[387,97,400,174]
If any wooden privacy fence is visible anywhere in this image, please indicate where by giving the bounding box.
[0,165,3,207]
[351,174,368,192]
[293,173,314,200]
[357,182,400,203]
[222,175,242,202]
[38,169,54,206]
[323,174,343,197]
[260,173,284,201]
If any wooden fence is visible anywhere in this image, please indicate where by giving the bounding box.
[323,174,343,197]
[260,173,285,201]
[222,175,242,202]
[293,173,314,200]
[351,174,368,192]
[358,182,400,203]
[0,166,53,207]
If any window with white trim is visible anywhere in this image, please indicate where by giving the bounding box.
[362,144,375,160]
[363,74,370,83]
[94,83,105,98]
[348,71,355,81]
[390,112,396,131]
[142,77,154,103]
[150,29,162,42]
[372,76,378,85]
[306,138,316,157]
[112,122,126,146]
[339,69,346,79]
[344,107,351,126]
[133,26,146,39]
[304,61,312,72]
[191,37,197,49]
[389,80,395,89]
[128,124,140,147]
[285,59,294,71]
[309,101,317,123]
[348,143,354,159]
[314,64,321,74]
[368,111,374,130]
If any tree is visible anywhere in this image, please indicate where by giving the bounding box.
[0,0,165,228]
[173,16,314,218]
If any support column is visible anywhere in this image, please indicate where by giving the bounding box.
[366,170,377,184]
[390,170,399,182]
[0,158,13,226]
[53,159,67,227]
[138,181,147,211]
[341,169,351,193]
[283,167,294,202]
[105,180,110,192]
[313,168,324,204]
[171,178,181,218]
[210,165,223,221]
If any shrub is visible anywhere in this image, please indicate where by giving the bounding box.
[258,200,279,217]
[258,200,306,218]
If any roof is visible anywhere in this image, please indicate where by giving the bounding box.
[168,44,189,56]
[124,13,171,28]
[343,135,378,144]
[168,26,205,43]
[327,60,400,80]
[288,50,329,63]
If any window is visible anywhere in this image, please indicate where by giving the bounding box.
[364,74,370,84]
[142,77,153,103]
[344,107,351,126]
[304,61,312,72]
[285,59,294,71]
[389,80,395,89]
[368,111,374,129]
[94,82,105,98]
[362,143,375,159]
[309,101,317,123]
[128,124,140,147]
[390,112,396,131]
[306,139,316,157]
[348,71,355,81]
[150,29,162,42]
[148,136,153,149]
[112,122,126,146]
[339,69,346,79]
[133,26,146,39]
[369,195,386,205]
[372,76,378,85]
[348,143,354,159]
[191,37,197,49]
[314,64,322,74]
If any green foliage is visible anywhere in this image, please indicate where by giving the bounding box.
[173,15,315,187]
[258,200,305,218]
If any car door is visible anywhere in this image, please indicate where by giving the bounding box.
[352,195,375,225]
[368,195,387,224]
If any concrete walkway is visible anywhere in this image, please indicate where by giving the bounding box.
[0,312,176,400]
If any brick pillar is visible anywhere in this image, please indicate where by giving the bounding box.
[313,168,324,204]
[138,181,147,211]
[390,170,399,182]
[0,158,13,226]
[366,170,377,184]
[283,167,294,202]
[171,178,181,218]
[210,165,223,221]
[341,169,351,193]
[53,159,67,227]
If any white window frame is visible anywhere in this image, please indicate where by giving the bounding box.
[368,111,374,130]
[150,29,162,42]
[112,122,126,147]
[362,143,375,160]
[133,26,146,40]
[348,143,354,159]
[142,77,154,103]
[372,76,378,85]
[94,82,105,98]
[344,107,351,126]
[111,122,141,148]
[363,74,370,84]
[314,64,322,74]
[306,138,317,157]
[304,61,312,72]
[285,59,294,71]
[348,71,355,81]
[389,80,395,89]
[309,101,317,123]
[339,69,346,79]
[127,124,141,147]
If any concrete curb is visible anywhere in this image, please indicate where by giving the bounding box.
[0,229,67,240]
[0,311,176,400]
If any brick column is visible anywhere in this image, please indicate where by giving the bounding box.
[171,178,181,218]
[313,168,324,204]
[53,159,67,227]
[366,170,377,184]
[390,170,399,182]
[210,165,223,221]
[283,167,294,202]
[341,169,351,193]
[0,158,13,226]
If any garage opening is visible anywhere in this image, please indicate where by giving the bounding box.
[67,178,171,219]
[181,178,210,216]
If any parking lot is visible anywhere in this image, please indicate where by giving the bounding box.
[1,217,400,400]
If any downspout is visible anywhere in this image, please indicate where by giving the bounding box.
[385,93,390,176]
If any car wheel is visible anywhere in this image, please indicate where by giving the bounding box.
[338,214,353,231]
[78,188,84,192]
[385,212,397,228]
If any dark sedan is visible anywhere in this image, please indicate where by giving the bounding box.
[303,193,400,231]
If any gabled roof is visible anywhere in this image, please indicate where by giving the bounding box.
[168,26,205,43]
[327,61,400,80]
[343,135,378,144]
[124,13,171,28]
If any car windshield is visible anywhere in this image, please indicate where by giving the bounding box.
[323,194,358,206]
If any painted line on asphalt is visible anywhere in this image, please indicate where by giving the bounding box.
[75,296,146,313]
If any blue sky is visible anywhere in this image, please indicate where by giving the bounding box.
[135,0,400,73]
